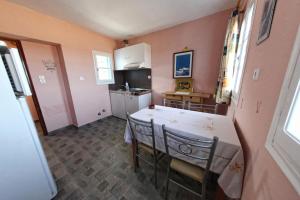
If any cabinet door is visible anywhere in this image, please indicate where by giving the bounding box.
[110,93,126,119]
[144,44,151,68]
[126,44,144,66]
[114,43,150,70]
[125,95,139,114]
[114,49,124,70]
[138,93,152,109]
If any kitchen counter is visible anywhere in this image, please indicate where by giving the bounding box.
[110,89,151,96]
[110,89,152,119]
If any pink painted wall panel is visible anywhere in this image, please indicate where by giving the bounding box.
[60,46,112,126]
[231,0,300,199]
[0,1,116,127]
[22,41,72,132]
[129,10,231,104]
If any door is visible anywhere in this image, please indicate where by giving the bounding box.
[110,92,126,119]
[138,93,151,109]
[114,48,126,70]
[125,94,139,114]
[21,41,72,132]
[125,43,144,66]
[114,43,147,70]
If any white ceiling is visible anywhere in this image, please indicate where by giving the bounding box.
[9,0,236,39]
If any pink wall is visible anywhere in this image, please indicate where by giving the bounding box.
[129,10,231,104]
[231,0,300,199]
[22,41,72,132]
[0,1,116,127]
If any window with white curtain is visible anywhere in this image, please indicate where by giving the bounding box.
[231,2,255,103]
[266,25,300,194]
[92,51,114,85]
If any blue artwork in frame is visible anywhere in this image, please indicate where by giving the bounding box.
[173,50,193,78]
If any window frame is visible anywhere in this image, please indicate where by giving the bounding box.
[92,50,114,85]
[266,25,300,195]
[231,0,256,105]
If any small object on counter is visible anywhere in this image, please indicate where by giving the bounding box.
[148,104,155,109]
[125,81,130,91]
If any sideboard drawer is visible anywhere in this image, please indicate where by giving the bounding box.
[165,95,182,101]
[191,96,201,103]
[163,91,210,104]
[182,96,201,103]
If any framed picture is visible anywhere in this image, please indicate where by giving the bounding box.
[173,50,193,78]
[257,0,277,45]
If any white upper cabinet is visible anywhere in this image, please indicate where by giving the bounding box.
[114,43,151,70]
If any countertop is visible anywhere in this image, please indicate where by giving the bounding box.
[110,89,151,96]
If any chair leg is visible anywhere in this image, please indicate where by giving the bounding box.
[201,183,206,200]
[154,159,158,189]
[135,156,140,172]
[136,147,139,169]
[164,166,170,200]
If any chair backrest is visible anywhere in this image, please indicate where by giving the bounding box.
[127,113,156,151]
[163,98,185,109]
[188,102,217,114]
[162,125,218,178]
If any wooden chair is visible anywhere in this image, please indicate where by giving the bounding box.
[162,125,218,200]
[163,98,185,109]
[127,113,163,188]
[188,102,218,114]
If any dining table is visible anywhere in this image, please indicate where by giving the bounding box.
[124,105,244,199]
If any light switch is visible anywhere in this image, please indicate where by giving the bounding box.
[252,68,260,81]
[38,75,46,84]
[79,76,85,81]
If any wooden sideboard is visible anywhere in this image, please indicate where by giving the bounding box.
[163,91,210,104]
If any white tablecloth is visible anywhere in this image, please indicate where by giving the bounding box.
[124,105,244,199]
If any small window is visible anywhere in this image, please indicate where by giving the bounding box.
[266,25,300,194]
[92,51,114,85]
[285,85,300,142]
[231,2,255,103]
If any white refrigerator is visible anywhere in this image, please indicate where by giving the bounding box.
[0,45,57,200]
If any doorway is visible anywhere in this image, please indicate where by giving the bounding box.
[21,41,73,134]
[0,38,48,135]
[0,38,73,135]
